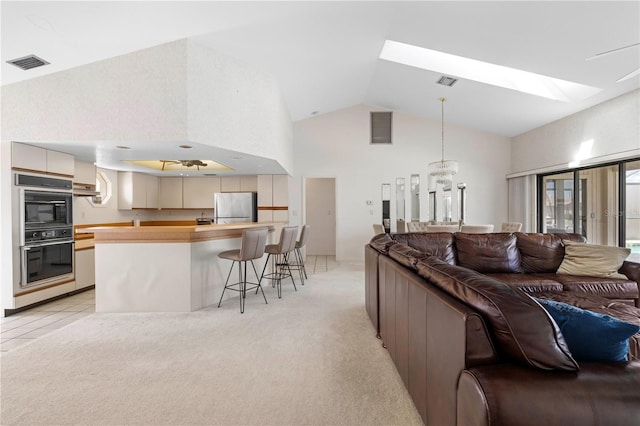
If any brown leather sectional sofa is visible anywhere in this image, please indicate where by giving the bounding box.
[365,232,640,426]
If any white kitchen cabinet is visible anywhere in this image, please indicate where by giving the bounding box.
[221,176,242,192]
[159,177,183,209]
[12,143,74,176]
[240,175,258,192]
[272,175,289,206]
[118,172,158,209]
[145,175,158,208]
[257,175,289,223]
[46,150,75,176]
[257,175,273,207]
[258,210,273,223]
[183,177,220,209]
[75,248,95,290]
[273,210,289,222]
[74,160,97,185]
[12,143,47,171]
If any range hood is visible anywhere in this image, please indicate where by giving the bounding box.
[72,183,100,197]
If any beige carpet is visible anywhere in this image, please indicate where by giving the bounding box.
[0,263,423,426]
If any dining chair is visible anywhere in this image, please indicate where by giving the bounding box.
[217,227,269,313]
[500,222,523,232]
[460,224,495,233]
[425,224,460,233]
[406,222,430,232]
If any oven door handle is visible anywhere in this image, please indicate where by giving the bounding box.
[24,240,74,248]
[20,246,29,287]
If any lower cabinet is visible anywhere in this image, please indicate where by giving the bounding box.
[75,248,95,290]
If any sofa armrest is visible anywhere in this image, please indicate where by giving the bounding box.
[457,362,640,426]
[619,260,640,307]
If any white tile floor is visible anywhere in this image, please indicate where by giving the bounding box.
[0,289,95,353]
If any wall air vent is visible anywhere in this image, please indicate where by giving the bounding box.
[437,75,458,87]
[7,55,50,70]
[370,111,392,144]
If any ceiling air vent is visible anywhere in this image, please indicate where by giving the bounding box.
[7,55,50,70]
[437,75,458,87]
[370,111,392,144]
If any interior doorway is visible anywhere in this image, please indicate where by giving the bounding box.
[304,177,336,256]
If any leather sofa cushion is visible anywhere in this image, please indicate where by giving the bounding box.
[369,233,398,254]
[535,291,640,361]
[485,273,564,293]
[388,243,430,269]
[550,274,639,300]
[416,257,578,371]
[455,232,522,273]
[515,232,586,273]
[391,232,456,265]
[457,363,640,426]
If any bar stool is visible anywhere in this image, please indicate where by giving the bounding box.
[290,225,310,285]
[217,227,269,313]
[260,226,298,299]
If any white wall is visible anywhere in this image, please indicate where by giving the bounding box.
[187,41,294,175]
[511,90,640,175]
[0,142,13,308]
[1,40,189,142]
[291,105,511,263]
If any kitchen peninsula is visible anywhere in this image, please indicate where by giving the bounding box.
[81,223,276,313]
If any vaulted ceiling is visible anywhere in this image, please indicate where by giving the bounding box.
[2,1,639,167]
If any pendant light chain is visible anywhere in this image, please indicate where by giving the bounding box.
[428,97,458,184]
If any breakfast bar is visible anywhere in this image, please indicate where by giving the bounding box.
[81,223,276,313]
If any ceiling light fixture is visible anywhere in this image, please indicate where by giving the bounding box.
[124,160,232,172]
[179,145,193,149]
[116,145,131,150]
[428,98,458,185]
[379,40,601,102]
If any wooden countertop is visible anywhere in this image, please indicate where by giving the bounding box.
[78,222,277,244]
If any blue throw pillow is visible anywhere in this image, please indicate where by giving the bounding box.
[535,298,640,362]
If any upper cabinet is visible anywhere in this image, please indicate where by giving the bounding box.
[12,142,74,177]
[272,175,289,206]
[46,150,75,176]
[183,177,220,209]
[220,176,241,192]
[158,177,183,209]
[74,160,97,185]
[120,173,271,210]
[118,172,158,209]
[240,175,257,192]
[257,174,289,223]
[257,175,273,207]
[158,176,222,209]
[219,175,257,192]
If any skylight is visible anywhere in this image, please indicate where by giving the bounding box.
[379,40,602,102]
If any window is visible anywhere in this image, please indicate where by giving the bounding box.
[89,170,112,208]
[538,158,638,247]
[625,160,640,254]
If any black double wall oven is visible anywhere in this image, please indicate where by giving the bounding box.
[16,174,74,291]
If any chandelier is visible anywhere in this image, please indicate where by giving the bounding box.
[428,98,458,185]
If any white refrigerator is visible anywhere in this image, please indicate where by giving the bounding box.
[214,192,258,224]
